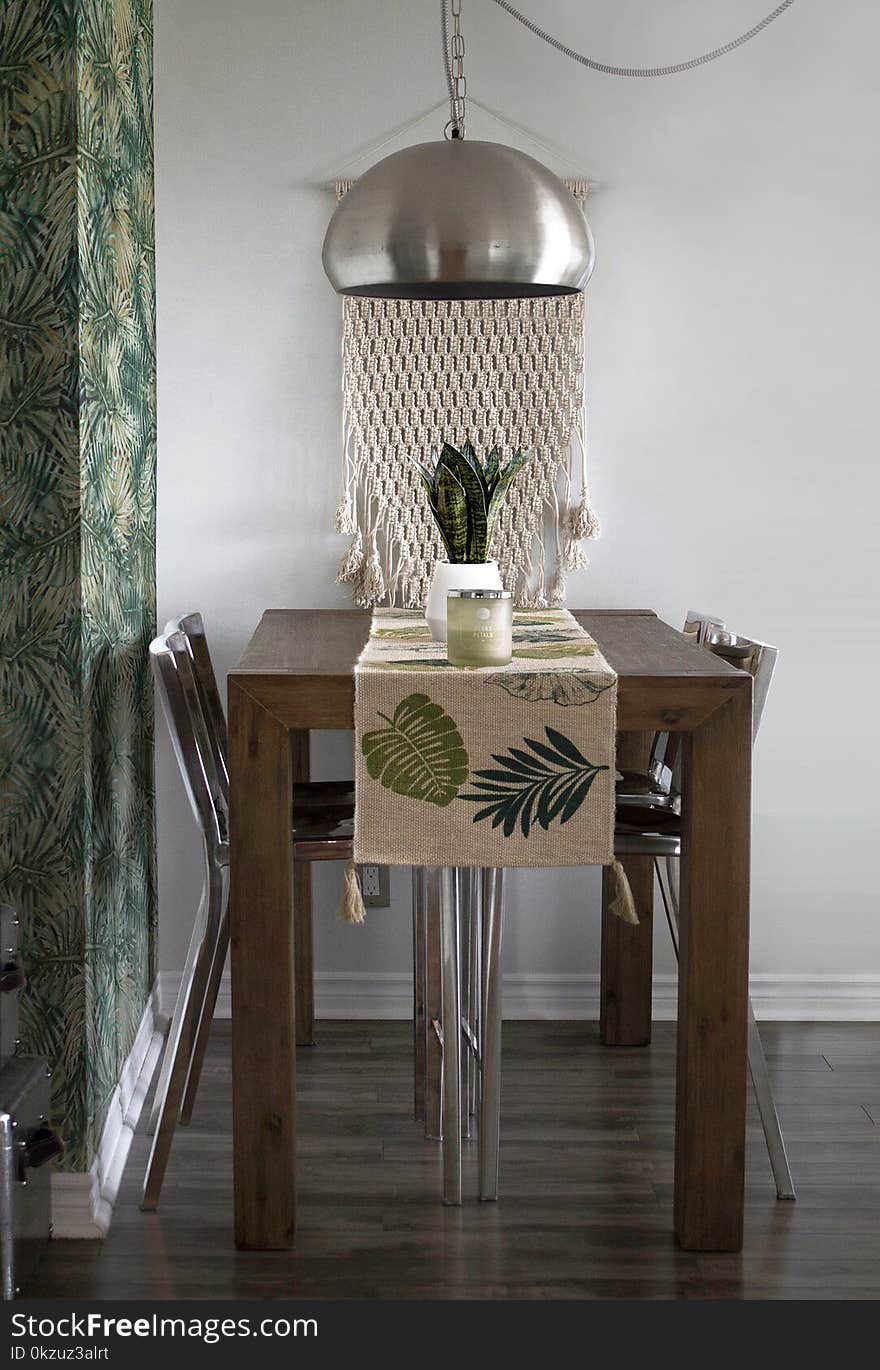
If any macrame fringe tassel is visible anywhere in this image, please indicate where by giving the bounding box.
[334,495,356,535]
[563,541,590,572]
[338,859,366,925]
[569,489,602,542]
[549,568,566,606]
[606,858,639,925]
[360,533,386,604]
[337,530,365,587]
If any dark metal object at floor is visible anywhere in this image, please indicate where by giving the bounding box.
[1,1056,62,1299]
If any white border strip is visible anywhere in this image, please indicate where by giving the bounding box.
[160,970,880,1024]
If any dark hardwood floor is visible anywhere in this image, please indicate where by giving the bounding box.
[32,1021,880,1299]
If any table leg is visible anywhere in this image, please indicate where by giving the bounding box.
[229,679,296,1249]
[291,730,314,1047]
[600,731,654,1045]
[675,687,751,1251]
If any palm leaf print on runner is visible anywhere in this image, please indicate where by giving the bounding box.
[459,727,608,837]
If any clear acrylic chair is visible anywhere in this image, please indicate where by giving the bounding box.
[143,625,357,1208]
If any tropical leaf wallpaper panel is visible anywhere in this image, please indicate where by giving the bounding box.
[0,0,156,1171]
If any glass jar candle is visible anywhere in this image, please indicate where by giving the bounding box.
[446,589,514,667]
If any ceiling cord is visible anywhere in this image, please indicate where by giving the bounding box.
[488,0,796,79]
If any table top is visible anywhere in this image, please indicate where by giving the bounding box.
[230,609,749,733]
[235,608,738,679]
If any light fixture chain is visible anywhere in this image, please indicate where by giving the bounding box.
[443,0,468,137]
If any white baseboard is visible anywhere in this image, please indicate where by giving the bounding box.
[158,969,880,1023]
[51,985,164,1239]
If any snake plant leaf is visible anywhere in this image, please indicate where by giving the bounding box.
[483,446,501,491]
[486,447,534,545]
[362,692,469,806]
[438,444,488,562]
[459,726,608,837]
[460,438,491,502]
[412,458,436,490]
[435,459,472,563]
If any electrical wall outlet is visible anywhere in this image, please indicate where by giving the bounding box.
[359,864,390,908]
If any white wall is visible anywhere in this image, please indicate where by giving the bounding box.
[154,1,880,1007]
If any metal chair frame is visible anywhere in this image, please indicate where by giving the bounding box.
[143,632,229,1210]
[616,610,792,1199]
[144,619,360,1209]
[412,866,504,1204]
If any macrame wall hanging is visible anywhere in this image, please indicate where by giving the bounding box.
[332,179,600,610]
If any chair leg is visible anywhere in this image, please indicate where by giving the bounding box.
[293,856,315,1047]
[412,867,427,1121]
[467,869,481,1125]
[440,866,462,1204]
[424,868,443,1140]
[479,868,504,1202]
[460,868,475,1142]
[142,866,224,1210]
[747,1000,796,1200]
[656,856,796,1201]
[148,898,204,1136]
[655,854,680,957]
[179,891,229,1125]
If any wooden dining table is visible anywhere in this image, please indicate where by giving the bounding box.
[228,608,752,1253]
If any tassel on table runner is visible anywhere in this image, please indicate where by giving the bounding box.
[340,856,636,926]
[338,858,366,925]
[605,858,639,925]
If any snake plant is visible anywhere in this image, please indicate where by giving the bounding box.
[414,441,533,564]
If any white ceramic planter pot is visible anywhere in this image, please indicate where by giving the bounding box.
[425,559,503,641]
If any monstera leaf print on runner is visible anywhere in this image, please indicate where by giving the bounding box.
[494,672,614,706]
[361,692,469,807]
[460,727,609,838]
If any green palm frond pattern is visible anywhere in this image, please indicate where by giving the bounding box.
[459,727,609,838]
[0,0,156,1171]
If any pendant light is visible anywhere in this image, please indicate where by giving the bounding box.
[322,1,595,301]
[323,0,797,300]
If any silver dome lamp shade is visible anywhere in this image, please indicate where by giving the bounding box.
[321,138,595,301]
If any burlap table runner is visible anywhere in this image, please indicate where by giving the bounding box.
[341,607,635,923]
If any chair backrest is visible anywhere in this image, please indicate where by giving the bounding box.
[150,631,228,860]
[651,615,779,790]
[164,613,230,805]
[702,626,779,743]
[649,610,727,783]
[681,608,727,646]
